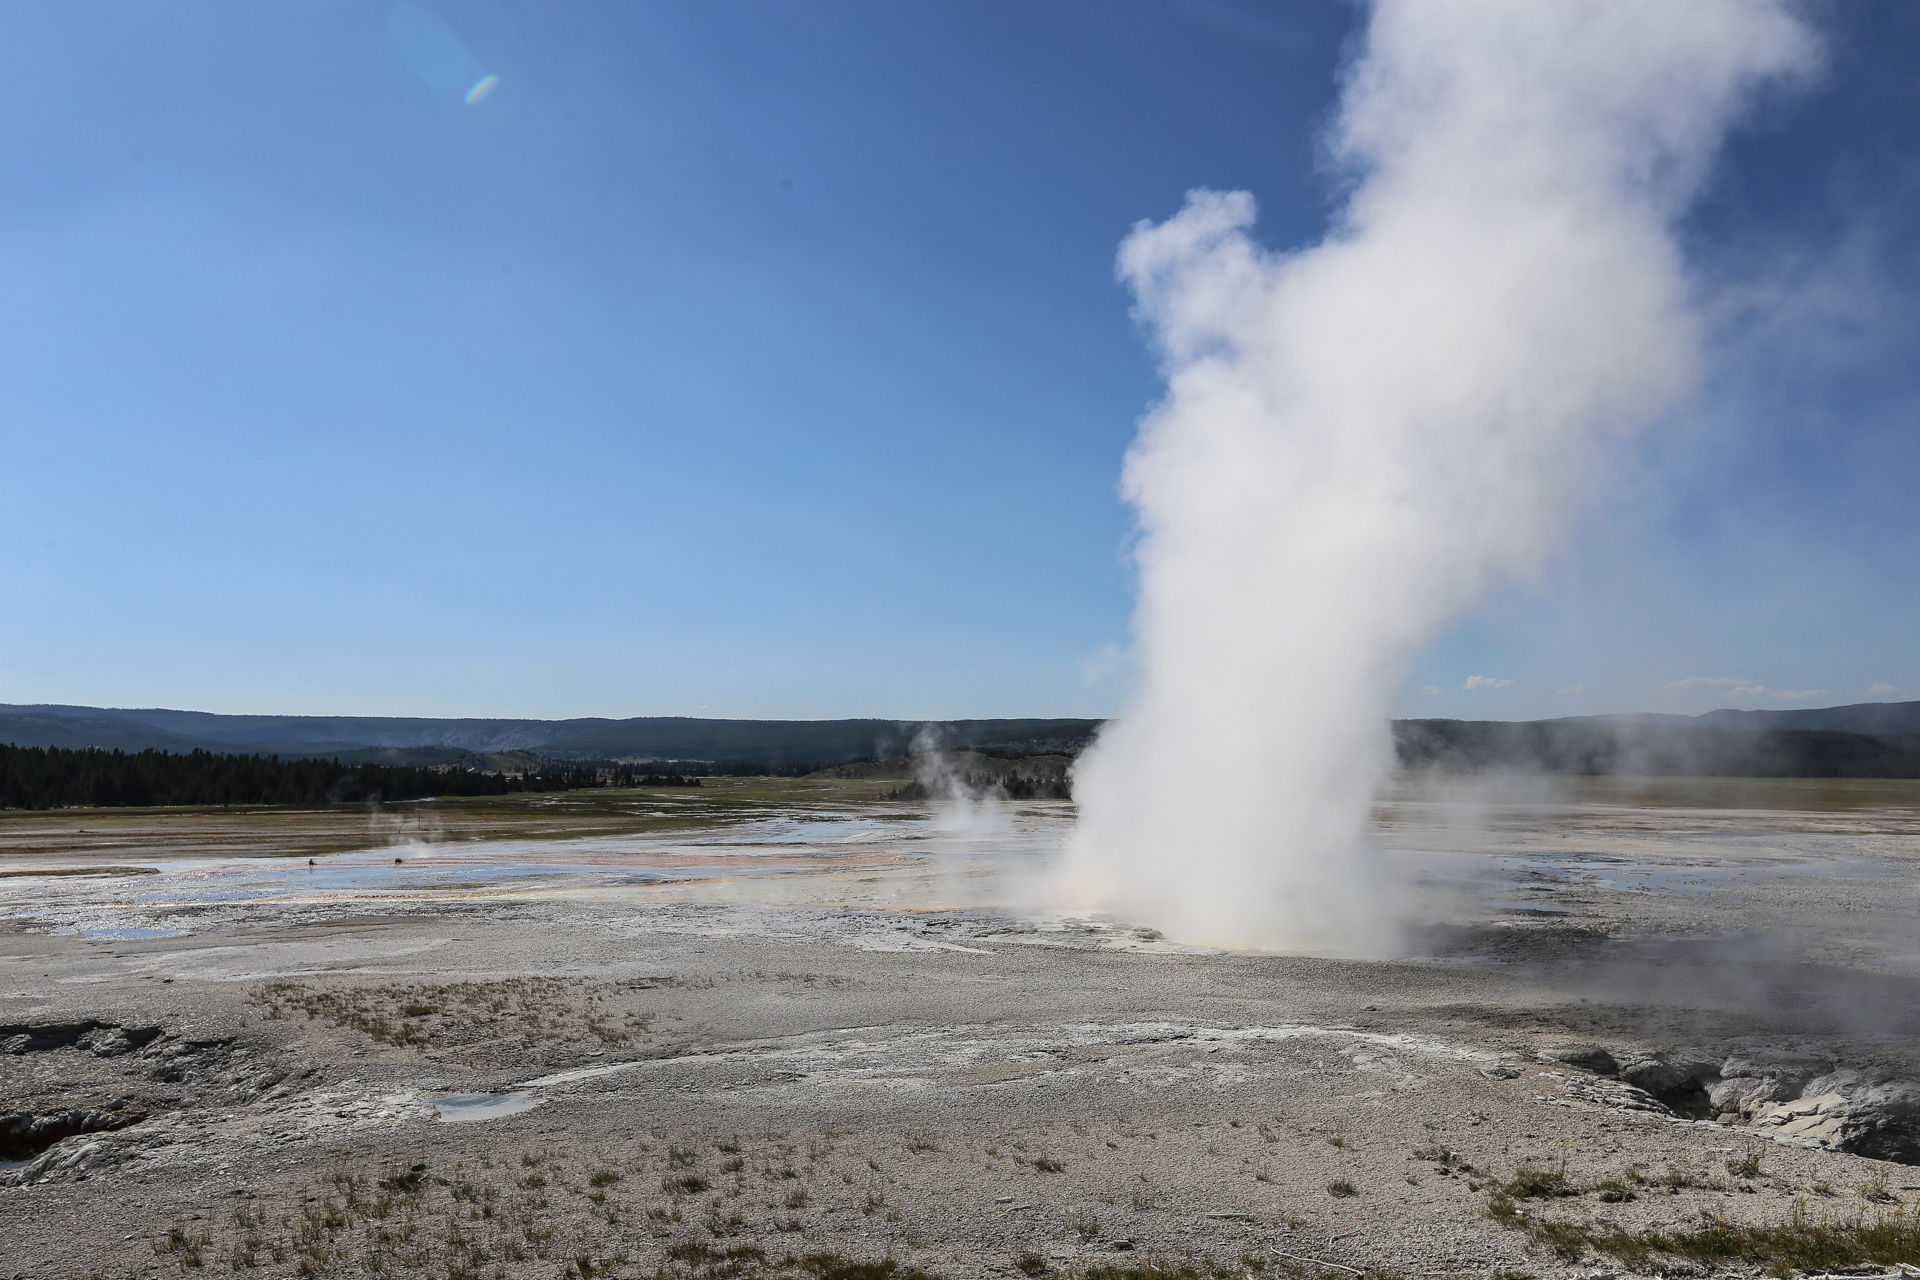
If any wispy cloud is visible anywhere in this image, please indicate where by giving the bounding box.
[1463,675,1514,690]
[1556,684,1584,696]
[1666,676,1829,700]
[1416,685,1440,697]
[1867,683,1910,698]
[1076,641,1135,687]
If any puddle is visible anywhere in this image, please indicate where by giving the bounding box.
[50,926,184,940]
[430,1092,544,1123]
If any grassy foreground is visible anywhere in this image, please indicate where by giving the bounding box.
[1489,1159,1920,1275]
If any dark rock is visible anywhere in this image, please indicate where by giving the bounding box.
[1541,1043,1618,1074]
[1616,1052,1722,1118]
[0,1107,146,1161]
[0,1021,98,1053]
[1616,1051,1717,1095]
[0,1021,160,1057]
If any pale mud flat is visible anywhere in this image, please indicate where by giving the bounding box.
[4,778,1920,1280]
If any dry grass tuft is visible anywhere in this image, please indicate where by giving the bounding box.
[246,977,657,1060]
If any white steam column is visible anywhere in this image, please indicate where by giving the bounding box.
[1060,0,1814,952]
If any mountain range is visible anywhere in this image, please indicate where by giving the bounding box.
[1572,703,1920,735]
[2,700,1918,775]
[0,705,1102,765]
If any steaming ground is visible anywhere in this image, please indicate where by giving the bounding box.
[6,777,1920,1279]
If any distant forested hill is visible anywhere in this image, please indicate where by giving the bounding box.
[0,706,1104,767]
[1555,701,1920,735]
[8,702,1920,781]
[1689,702,1920,734]
[1395,718,1920,778]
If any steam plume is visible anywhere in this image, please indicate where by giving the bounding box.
[911,729,1009,835]
[1060,0,1813,952]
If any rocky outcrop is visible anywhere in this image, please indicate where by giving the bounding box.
[1745,1071,1920,1163]
[0,1104,145,1161]
[1616,1050,1725,1118]
[1538,1044,1920,1164]
[1541,1042,1618,1074]
[1707,1057,1824,1121]
[0,1020,161,1057]
[0,1021,296,1186]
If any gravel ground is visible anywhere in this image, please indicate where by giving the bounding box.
[4,779,1920,1280]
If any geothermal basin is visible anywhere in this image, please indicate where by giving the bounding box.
[4,774,1920,1278]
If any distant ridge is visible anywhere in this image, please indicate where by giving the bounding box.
[5,701,1918,778]
[1398,715,1920,779]
[1560,700,1920,736]
[0,705,1103,766]
[1691,701,1920,734]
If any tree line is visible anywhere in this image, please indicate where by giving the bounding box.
[1393,720,1920,778]
[606,764,703,788]
[885,773,1072,801]
[0,744,604,810]
[596,758,854,779]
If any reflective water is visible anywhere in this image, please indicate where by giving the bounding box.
[430,1092,544,1123]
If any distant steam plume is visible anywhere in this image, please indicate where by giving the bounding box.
[910,728,1010,835]
[1059,0,1813,952]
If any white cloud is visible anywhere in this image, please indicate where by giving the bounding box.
[1867,683,1909,698]
[1556,685,1584,696]
[1667,676,1745,692]
[1463,675,1514,690]
[1665,676,1829,701]
[1416,685,1440,697]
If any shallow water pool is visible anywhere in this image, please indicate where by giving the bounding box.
[430,1092,544,1123]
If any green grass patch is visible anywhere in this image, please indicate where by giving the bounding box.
[1491,1193,1920,1274]
[1500,1163,1578,1199]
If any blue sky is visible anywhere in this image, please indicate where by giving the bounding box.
[0,1,1914,722]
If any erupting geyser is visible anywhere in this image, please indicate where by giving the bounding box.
[1060,0,1814,952]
